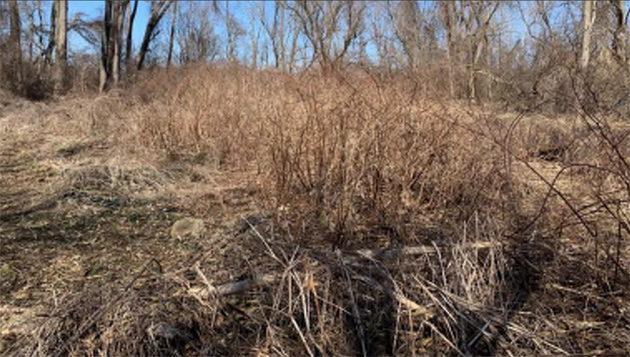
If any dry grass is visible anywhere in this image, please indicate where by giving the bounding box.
[1,66,630,356]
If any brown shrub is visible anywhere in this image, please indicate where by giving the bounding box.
[88,68,519,248]
[16,66,628,356]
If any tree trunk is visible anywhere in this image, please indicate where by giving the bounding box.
[225,1,240,63]
[250,31,258,69]
[100,0,113,92]
[53,0,67,93]
[261,1,285,69]
[468,2,499,103]
[44,1,56,67]
[278,1,286,70]
[166,1,177,68]
[288,19,299,73]
[36,1,46,71]
[486,32,492,101]
[394,0,421,69]
[470,28,487,103]
[136,18,159,70]
[611,0,626,64]
[9,0,22,88]
[112,1,125,84]
[27,4,35,62]
[126,0,138,72]
[442,2,456,98]
[137,1,173,71]
[468,53,477,102]
[580,0,596,71]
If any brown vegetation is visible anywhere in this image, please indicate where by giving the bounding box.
[0,66,629,355]
[2,0,630,356]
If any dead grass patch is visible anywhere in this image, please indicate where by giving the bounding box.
[2,68,630,356]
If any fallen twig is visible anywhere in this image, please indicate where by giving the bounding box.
[189,273,278,298]
[355,241,499,260]
[188,242,500,298]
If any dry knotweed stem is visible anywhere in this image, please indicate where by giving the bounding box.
[356,241,498,260]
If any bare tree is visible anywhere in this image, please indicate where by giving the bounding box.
[440,1,460,98]
[137,0,173,70]
[34,1,49,67]
[23,1,36,62]
[42,0,57,67]
[166,0,177,68]
[125,0,138,71]
[437,1,500,101]
[368,2,396,72]
[0,2,6,35]
[8,0,22,86]
[260,1,287,69]
[100,0,125,90]
[224,1,245,63]
[53,0,67,92]
[100,0,113,91]
[581,0,597,70]
[286,0,365,72]
[610,0,626,64]
[177,2,220,64]
[3,0,623,102]
[114,1,126,83]
[254,1,301,71]
[468,1,500,102]
[248,3,262,69]
[391,0,422,69]
[286,2,301,72]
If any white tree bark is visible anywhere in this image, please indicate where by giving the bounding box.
[580,0,596,70]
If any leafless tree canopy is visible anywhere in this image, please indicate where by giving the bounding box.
[0,0,628,101]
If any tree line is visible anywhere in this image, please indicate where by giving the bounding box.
[0,1,628,104]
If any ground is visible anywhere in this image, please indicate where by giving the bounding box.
[0,97,274,354]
